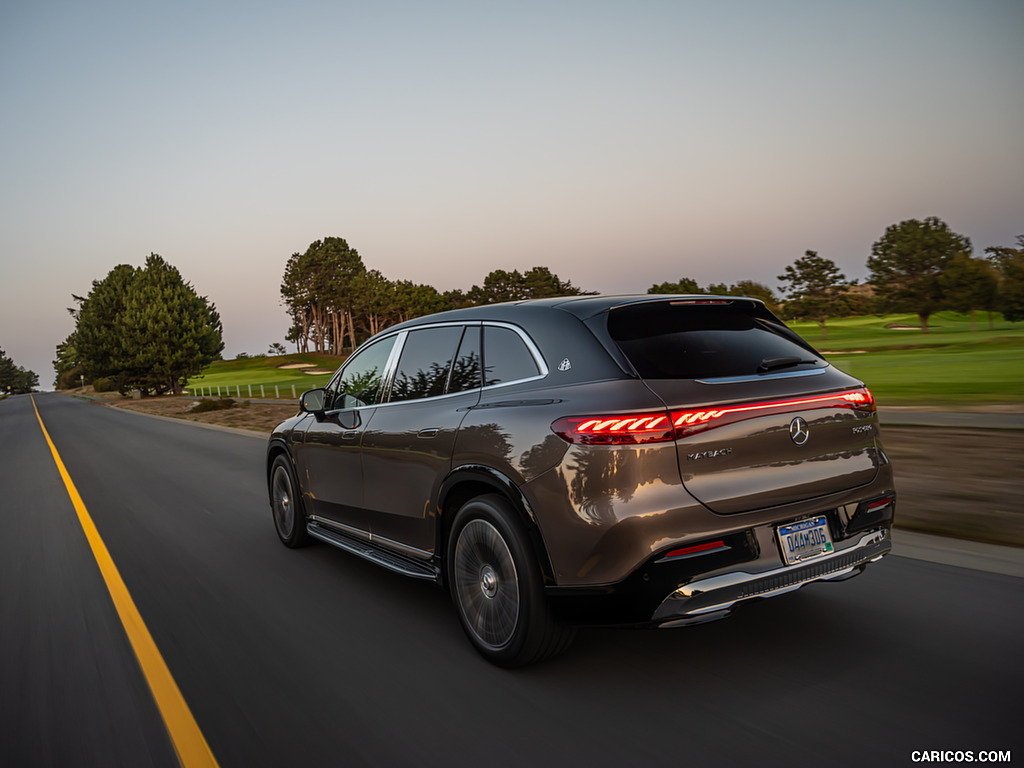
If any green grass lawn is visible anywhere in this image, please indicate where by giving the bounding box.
[187,312,1024,406]
[185,352,343,398]
[789,312,1024,405]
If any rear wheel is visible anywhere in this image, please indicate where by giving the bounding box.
[270,454,311,548]
[448,494,574,667]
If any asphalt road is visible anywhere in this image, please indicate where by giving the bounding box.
[2,393,1021,768]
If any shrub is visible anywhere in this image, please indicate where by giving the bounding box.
[190,398,236,413]
[92,377,116,392]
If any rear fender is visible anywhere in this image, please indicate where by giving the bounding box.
[437,465,556,586]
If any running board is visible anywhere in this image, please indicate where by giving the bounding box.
[307,522,440,582]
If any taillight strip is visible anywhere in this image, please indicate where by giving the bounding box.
[672,390,873,428]
[552,388,873,445]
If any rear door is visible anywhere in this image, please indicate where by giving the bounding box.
[360,325,481,553]
[606,300,882,514]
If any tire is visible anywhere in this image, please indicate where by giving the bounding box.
[270,454,311,548]
[447,494,574,667]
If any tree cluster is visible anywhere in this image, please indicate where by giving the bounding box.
[56,254,223,395]
[982,235,1024,323]
[770,218,1019,337]
[281,239,589,354]
[776,251,856,340]
[648,219,1022,339]
[648,278,779,312]
[863,217,1024,333]
[0,348,38,394]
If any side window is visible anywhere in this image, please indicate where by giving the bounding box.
[482,325,541,387]
[447,326,482,394]
[388,326,464,403]
[330,335,397,409]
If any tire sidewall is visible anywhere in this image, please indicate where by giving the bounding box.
[447,494,544,667]
[270,454,309,547]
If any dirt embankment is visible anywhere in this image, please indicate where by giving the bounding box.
[880,426,1024,547]
[87,393,1024,548]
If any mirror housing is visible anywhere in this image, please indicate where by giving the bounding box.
[299,388,326,414]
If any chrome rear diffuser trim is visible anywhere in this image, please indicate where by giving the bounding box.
[654,529,890,626]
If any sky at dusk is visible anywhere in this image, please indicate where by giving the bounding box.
[2,0,1022,387]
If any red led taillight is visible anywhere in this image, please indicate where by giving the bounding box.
[551,388,874,444]
[551,412,675,444]
[670,387,875,437]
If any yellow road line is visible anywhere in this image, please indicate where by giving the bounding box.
[31,396,219,768]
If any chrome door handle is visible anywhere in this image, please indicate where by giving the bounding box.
[417,428,440,438]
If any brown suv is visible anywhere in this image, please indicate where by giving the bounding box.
[267,295,895,666]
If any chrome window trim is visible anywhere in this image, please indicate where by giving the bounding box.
[325,319,550,410]
[324,333,404,409]
[695,367,828,385]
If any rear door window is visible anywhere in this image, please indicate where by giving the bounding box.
[447,326,483,394]
[608,302,823,380]
[388,326,464,402]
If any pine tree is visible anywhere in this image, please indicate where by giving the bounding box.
[777,251,851,340]
[70,254,223,395]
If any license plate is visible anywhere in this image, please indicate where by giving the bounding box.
[777,516,834,565]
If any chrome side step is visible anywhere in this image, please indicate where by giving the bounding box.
[307,522,440,582]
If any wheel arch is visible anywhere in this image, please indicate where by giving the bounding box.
[266,438,296,496]
[437,465,556,587]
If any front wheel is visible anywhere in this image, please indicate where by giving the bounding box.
[448,494,574,667]
[269,454,311,548]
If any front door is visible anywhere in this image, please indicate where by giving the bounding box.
[299,334,398,532]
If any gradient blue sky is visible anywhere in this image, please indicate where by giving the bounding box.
[2,0,1022,387]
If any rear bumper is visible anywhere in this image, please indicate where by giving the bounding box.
[545,512,893,627]
[651,528,890,627]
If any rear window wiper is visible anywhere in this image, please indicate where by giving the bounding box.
[758,356,817,373]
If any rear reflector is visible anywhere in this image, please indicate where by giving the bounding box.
[663,540,728,559]
[552,388,874,444]
[866,496,894,512]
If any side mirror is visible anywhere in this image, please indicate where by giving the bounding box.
[299,388,326,414]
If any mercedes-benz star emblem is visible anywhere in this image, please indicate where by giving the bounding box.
[789,417,810,446]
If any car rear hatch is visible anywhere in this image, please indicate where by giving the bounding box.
[602,298,882,514]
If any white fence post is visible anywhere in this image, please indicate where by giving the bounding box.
[248,384,252,398]
[275,385,280,399]
[217,385,221,397]
[292,384,296,399]
[261,385,265,398]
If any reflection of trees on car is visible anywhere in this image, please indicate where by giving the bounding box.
[338,367,382,407]
[390,362,450,401]
[446,351,481,394]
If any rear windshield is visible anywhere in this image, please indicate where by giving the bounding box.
[607,301,824,380]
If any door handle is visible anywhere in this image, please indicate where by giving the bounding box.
[417,428,440,438]
[342,431,360,440]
